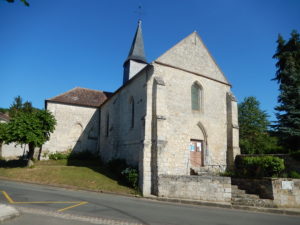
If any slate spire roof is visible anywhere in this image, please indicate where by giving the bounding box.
[124,20,147,64]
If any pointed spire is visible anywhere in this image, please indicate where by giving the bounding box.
[125,20,147,64]
[123,20,147,84]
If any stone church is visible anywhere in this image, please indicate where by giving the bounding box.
[43,21,240,197]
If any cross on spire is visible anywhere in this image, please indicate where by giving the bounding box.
[134,4,144,21]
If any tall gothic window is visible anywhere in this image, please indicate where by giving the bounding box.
[191,82,202,111]
[130,97,135,128]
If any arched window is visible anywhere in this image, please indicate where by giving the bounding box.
[130,97,135,128]
[106,114,109,137]
[191,82,202,111]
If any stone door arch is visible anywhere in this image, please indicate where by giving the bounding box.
[189,122,208,168]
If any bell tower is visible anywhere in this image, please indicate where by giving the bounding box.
[123,20,147,84]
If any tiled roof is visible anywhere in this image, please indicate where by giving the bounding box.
[0,112,10,122]
[47,87,113,107]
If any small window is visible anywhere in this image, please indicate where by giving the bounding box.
[191,83,201,111]
[130,97,135,128]
[106,114,109,137]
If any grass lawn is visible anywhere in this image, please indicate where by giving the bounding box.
[0,159,137,195]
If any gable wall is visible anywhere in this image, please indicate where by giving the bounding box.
[43,102,99,155]
[150,63,231,176]
[156,32,229,84]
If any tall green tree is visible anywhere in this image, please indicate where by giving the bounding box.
[0,123,8,157]
[5,110,56,165]
[9,96,34,118]
[238,96,281,154]
[273,30,300,151]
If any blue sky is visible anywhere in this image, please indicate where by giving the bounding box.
[0,0,299,121]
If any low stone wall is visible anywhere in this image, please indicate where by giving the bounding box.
[272,178,300,207]
[232,178,300,207]
[157,175,231,203]
[232,178,273,199]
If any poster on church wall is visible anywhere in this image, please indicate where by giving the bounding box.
[189,143,195,152]
[197,142,202,152]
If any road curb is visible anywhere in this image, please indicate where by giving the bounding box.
[145,196,232,209]
[0,204,21,222]
[145,197,300,216]
[231,205,300,216]
[1,179,299,217]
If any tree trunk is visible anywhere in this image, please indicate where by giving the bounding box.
[27,142,35,167]
[0,141,2,158]
[37,146,42,161]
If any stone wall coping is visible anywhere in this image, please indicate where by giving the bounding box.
[159,174,231,181]
[233,177,300,182]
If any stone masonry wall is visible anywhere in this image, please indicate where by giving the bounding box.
[99,69,148,167]
[150,63,231,176]
[272,178,300,207]
[43,102,99,155]
[232,178,300,207]
[1,143,27,158]
[143,32,239,195]
[158,175,232,203]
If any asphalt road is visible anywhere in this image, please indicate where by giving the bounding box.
[0,180,299,225]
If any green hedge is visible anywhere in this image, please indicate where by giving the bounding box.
[235,155,285,178]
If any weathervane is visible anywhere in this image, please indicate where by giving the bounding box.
[134,4,144,21]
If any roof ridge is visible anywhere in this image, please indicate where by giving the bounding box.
[74,87,105,93]
[48,87,106,101]
[46,87,112,107]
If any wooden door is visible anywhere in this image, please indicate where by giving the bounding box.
[190,139,203,167]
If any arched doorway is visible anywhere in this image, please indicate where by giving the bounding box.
[189,122,208,168]
[190,139,204,167]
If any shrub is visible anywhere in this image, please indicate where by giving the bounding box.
[107,158,139,189]
[48,151,70,160]
[121,168,139,189]
[235,155,285,178]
